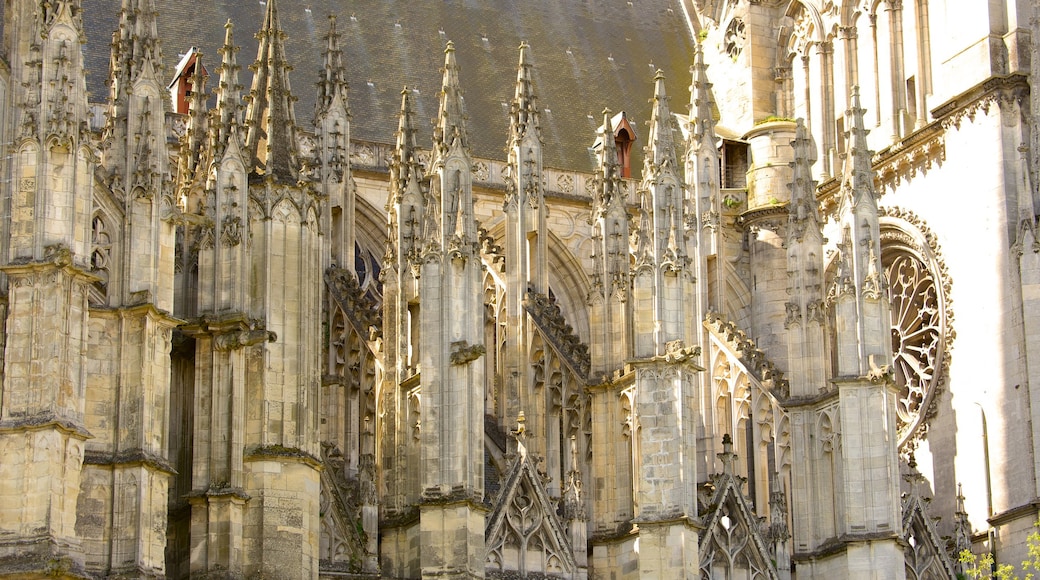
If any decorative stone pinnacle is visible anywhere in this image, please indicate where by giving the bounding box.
[243,0,301,182]
[690,42,717,144]
[719,433,737,476]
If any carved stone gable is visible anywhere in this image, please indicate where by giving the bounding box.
[699,442,781,580]
[902,469,957,580]
[485,443,578,578]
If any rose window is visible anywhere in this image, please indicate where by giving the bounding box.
[880,212,951,449]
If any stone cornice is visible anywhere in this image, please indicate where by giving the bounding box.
[87,302,184,327]
[83,448,177,475]
[987,498,1040,527]
[819,73,1029,209]
[0,413,92,440]
[930,73,1030,122]
[792,530,903,562]
[245,445,323,470]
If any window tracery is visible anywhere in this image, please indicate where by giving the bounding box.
[879,208,953,452]
[90,212,113,303]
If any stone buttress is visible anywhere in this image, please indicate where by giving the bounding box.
[77,0,180,576]
[379,85,426,578]
[627,71,702,579]
[0,0,95,576]
[416,42,487,580]
[798,88,905,578]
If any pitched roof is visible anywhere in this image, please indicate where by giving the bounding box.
[80,0,697,173]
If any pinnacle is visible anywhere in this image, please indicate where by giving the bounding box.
[645,69,676,172]
[244,0,301,182]
[597,108,618,170]
[211,19,242,154]
[393,87,420,184]
[690,42,716,143]
[788,119,822,237]
[509,42,540,144]
[434,40,468,154]
[317,13,349,117]
[840,85,877,204]
[117,0,164,83]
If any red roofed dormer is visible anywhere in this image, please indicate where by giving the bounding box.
[168,47,208,115]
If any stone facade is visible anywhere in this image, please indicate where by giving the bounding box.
[0,0,1036,578]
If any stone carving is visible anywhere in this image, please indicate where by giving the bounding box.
[663,339,701,363]
[724,18,746,59]
[556,173,574,193]
[880,208,955,452]
[699,435,781,580]
[477,226,505,272]
[706,311,790,399]
[213,327,276,351]
[473,161,489,181]
[449,341,485,365]
[220,215,242,247]
[325,267,383,347]
[485,439,578,577]
[523,291,591,379]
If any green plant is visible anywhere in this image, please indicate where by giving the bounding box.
[755,116,796,125]
[723,196,741,209]
[958,520,1040,579]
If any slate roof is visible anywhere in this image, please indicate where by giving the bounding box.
[80,0,698,173]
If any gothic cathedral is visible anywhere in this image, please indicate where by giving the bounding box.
[0,0,1036,578]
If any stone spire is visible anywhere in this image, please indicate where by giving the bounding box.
[391,89,422,204]
[689,42,718,155]
[116,0,163,83]
[316,14,349,117]
[645,71,679,173]
[432,41,470,158]
[210,20,244,159]
[502,41,550,461]
[787,120,822,243]
[314,14,354,270]
[588,108,631,377]
[428,40,475,248]
[840,86,879,211]
[832,86,889,377]
[643,70,686,267]
[244,0,300,182]
[417,41,486,579]
[101,0,165,176]
[784,119,827,397]
[509,42,539,150]
[179,53,208,178]
[685,40,723,323]
[633,70,692,357]
[382,87,425,518]
[388,87,425,267]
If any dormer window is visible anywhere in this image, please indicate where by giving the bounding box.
[592,110,638,178]
[613,112,636,178]
[168,47,208,115]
